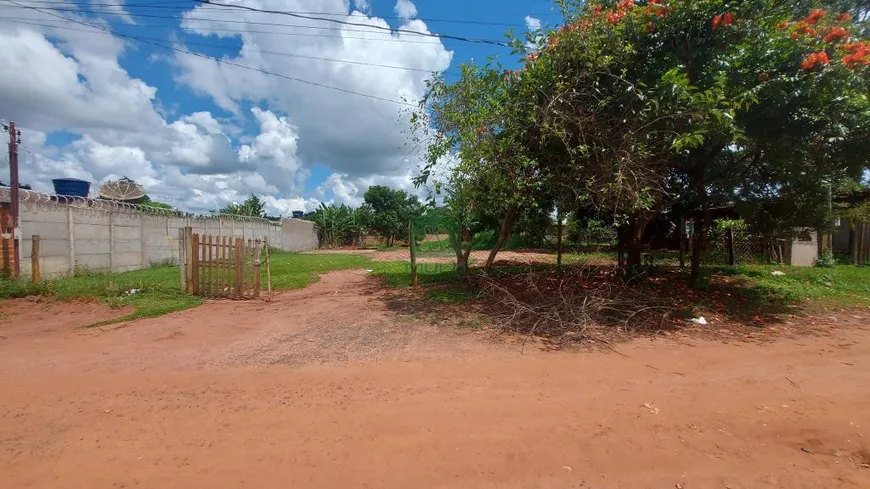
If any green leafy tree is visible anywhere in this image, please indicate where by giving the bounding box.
[415,62,549,271]
[363,185,421,246]
[219,194,267,218]
[137,195,174,211]
[507,0,870,282]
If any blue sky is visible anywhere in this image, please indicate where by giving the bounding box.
[0,0,561,214]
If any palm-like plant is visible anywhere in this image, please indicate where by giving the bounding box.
[309,203,372,248]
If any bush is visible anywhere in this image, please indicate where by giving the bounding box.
[814,249,837,268]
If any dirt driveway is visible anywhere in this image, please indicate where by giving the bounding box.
[1,270,869,488]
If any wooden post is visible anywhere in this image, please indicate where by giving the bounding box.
[184,226,194,293]
[178,227,186,292]
[727,227,736,266]
[207,235,213,296]
[409,220,418,287]
[264,236,272,301]
[221,236,227,296]
[854,220,861,266]
[679,216,686,268]
[67,207,75,273]
[191,233,200,295]
[860,220,867,266]
[108,213,115,273]
[31,235,40,283]
[235,237,243,298]
[253,239,261,298]
[247,238,253,295]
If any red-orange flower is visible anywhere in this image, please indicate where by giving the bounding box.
[776,20,789,30]
[805,8,826,25]
[592,4,603,16]
[842,41,870,68]
[823,26,849,43]
[607,11,626,24]
[525,51,539,62]
[722,12,733,26]
[646,21,655,33]
[546,35,560,49]
[816,51,829,65]
[801,51,829,70]
[712,14,722,30]
[836,12,851,22]
[793,21,817,37]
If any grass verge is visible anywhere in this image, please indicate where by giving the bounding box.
[1,251,374,327]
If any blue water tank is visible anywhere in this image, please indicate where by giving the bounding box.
[52,178,91,197]
[292,210,305,219]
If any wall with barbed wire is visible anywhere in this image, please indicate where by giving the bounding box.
[1,187,317,278]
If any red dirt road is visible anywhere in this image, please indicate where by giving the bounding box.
[1,271,869,488]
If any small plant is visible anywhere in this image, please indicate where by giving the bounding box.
[814,249,837,268]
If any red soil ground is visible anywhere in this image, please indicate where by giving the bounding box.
[1,270,869,488]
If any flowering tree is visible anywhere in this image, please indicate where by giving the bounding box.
[418,0,869,284]
[513,0,870,281]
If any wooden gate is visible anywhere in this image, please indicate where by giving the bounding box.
[183,230,269,298]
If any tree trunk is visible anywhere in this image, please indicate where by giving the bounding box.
[483,207,517,272]
[617,215,650,270]
[690,210,711,286]
[556,208,563,266]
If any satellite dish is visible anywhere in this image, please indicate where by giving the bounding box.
[99,177,146,201]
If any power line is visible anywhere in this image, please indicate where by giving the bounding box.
[0,15,454,45]
[3,17,461,76]
[2,0,419,106]
[0,6,510,45]
[195,0,511,47]
[8,0,545,26]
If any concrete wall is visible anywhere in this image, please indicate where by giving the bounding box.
[11,200,317,278]
[788,230,818,267]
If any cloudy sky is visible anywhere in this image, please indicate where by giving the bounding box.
[0,0,557,215]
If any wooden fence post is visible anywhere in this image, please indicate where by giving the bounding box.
[235,237,243,298]
[254,239,261,298]
[207,235,213,296]
[860,220,868,266]
[409,220,418,287]
[184,226,194,293]
[31,235,40,283]
[191,233,200,295]
[178,227,186,292]
[727,227,736,266]
[264,237,272,301]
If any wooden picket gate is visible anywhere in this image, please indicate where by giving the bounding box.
[181,228,271,299]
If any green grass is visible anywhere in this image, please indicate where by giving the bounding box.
[424,287,475,304]
[0,251,375,327]
[369,261,458,288]
[267,252,372,289]
[715,264,870,309]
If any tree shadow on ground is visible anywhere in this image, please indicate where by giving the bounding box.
[371,263,799,341]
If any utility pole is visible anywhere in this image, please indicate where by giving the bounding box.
[5,121,21,276]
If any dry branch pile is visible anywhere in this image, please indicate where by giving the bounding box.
[477,267,675,341]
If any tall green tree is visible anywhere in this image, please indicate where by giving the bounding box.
[363,185,421,246]
[219,194,267,218]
